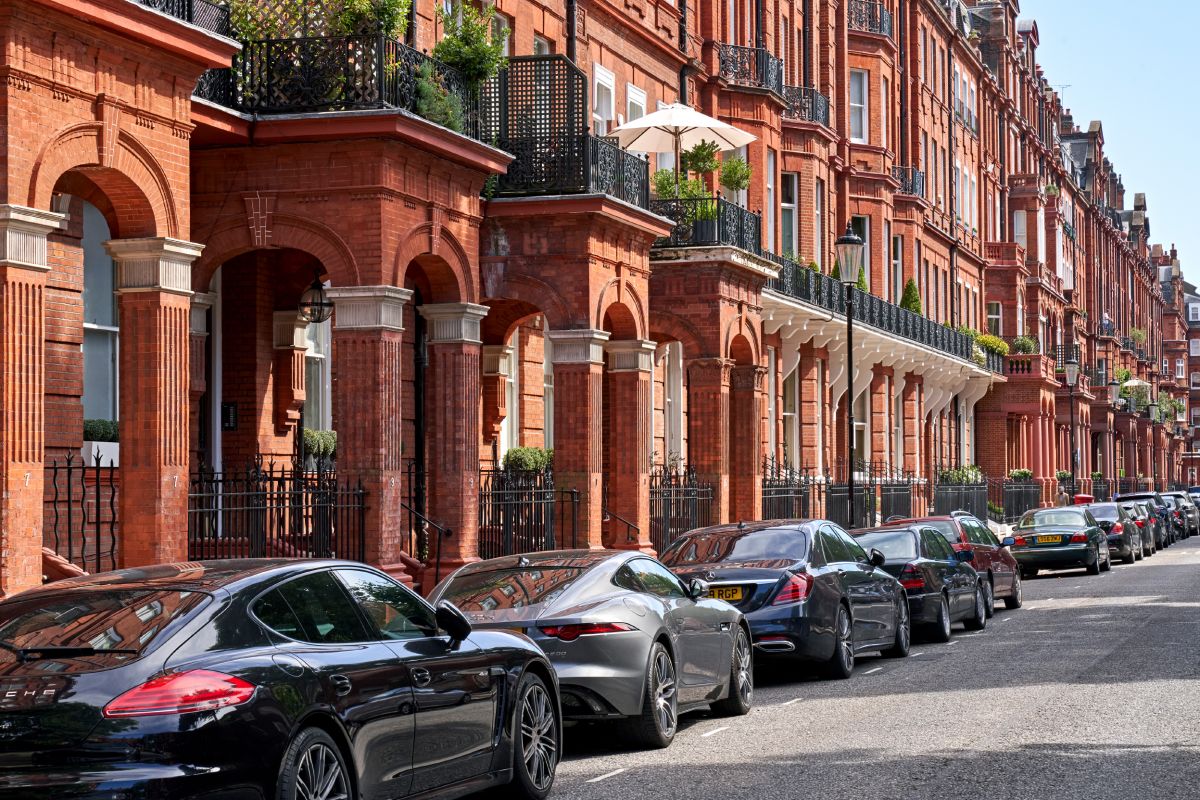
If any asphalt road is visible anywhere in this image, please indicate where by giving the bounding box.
[538,538,1200,800]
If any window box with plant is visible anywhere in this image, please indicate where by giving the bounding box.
[1011,335,1038,355]
[82,419,119,467]
[1008,468,1034,481]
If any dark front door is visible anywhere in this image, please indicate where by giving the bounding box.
[411,290,429,515]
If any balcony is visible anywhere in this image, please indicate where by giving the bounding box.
[717,44,784,94]
[650,197,761,253]
[892,166,926,198]
[984,242,1028,267]
[782,86,831,127]
[848,0,894,38]
[138,0,230,36]
[1120,336,1136,352]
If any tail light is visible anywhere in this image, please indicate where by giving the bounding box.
[1013,536,1028,546]
[538,622,634,641]
[103,670,255,718]
[1136,519,1145,528]
[1174,511,1183,520]
[898,564,925,591]
[772,573,814,605]
[1111,523,1124,534]
[1070,532,1089,543]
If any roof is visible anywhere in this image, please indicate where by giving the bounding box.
[681,520,814,538]
[30,558,324,595]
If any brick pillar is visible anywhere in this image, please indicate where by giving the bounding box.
[605,340,655,550]
[480,344,512,457]
[106,237,203,569]
[870,366,890,467]
[189,293,214,468]
[730,364,765,523]
[902,374,922,475]
[328,286,411,577]
[548,329,609,548]
[272,311,308,435]
[798,348,821,469]
[0,205,65,594]
[688,358,733,524]
[419,302,488,583]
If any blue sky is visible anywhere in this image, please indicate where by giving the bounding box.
[1020,0,1200,285]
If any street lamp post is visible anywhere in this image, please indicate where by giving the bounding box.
[1065,355,1079,490]
[1149,398,1160,492]
[836,222,865,528]
[1109,377,1121,485]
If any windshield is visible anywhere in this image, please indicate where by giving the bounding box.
[1087,504,1119,521]
[660,529,809,566]
[853,531,917,561]
[1163,496,1178,508]
[438,567,588,612]
[1017,509,1087,529]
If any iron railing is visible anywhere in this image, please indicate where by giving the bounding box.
[762,459,815,520]
[932,473,989,520]
[986,479,1042,524]
[782,85,831,127]
[44,453,118,576]
[892,166,926,198]
[717,43,784,94]
[137,0,230,36]
[478,468,580,560]
[1120,336,1136,352]
[188,459,366,562]
[848,0,894,37]
[1002,335,1042,355]
[1092,479,1112,502]
[650,466,714,554]
[650,196,762,254]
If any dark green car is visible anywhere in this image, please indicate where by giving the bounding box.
[1009,507,1110,578]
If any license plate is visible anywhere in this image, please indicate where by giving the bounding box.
[1037,535,1061,544]
[709,586,743,602]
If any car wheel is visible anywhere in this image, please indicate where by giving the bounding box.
[982,579,995,618]
[1101,548,1112,572]
[927,594,952,643]
[881,596,911,658]
[823,605,855,679]
[1086,547,1102,575]
[1021,567,1039,580]
[276,728,350,800]
[963,584,987,631]
[509,671,559,799]
[621,643,677,749]
[712,626,753,716]
[1123,543,1136,565]
[1004,572,1024,610]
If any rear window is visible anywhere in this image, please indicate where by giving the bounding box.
[0,589,208,673]
[1087,504,1119,521]
[660,529,809,567]
[853,531,917,561]
[917,520,960,545]
[438,568,587,612]
[1163,496,1178,508]
[1017,509,1087,528]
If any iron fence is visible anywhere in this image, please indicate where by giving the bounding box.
[1092,479,1112,502]
[932,471,989,520]
[478,468,580,560]
[44,453,118,575]
[892,165,926,198]
[650,466,714,553]
[782,85,831,127]
[826,484,877,529]
[650,196,762,254]
[762,459,815,520]
[137,0,230,36]
[987,479,1042,524]
[188,459,366,561]
[717,43,784,94]
[848,0,894,37]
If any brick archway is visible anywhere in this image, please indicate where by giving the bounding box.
[191,214,361,292]
[595,276,648,340]
[394,223,475,303]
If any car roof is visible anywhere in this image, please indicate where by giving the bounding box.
[855,525,921,537]
[675,520,814,538]
[882,515,958,526]
[451,549,630,576]
[25,559,348,597]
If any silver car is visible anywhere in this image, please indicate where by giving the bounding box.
[430,549,752,749]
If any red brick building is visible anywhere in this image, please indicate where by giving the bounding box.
[0,0,1187,596]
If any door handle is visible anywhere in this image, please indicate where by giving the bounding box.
[412,667,432,688]
[330,674,352,697]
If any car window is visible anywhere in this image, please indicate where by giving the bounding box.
[336,569,435,641]
[613,565,643,593]
[1016,509,1087,528]
[837,529,869,563]
[660,528,809,566]
[920,520,961,545]
[1087,504,1119,521]
[921,530,953,561]
[1083,510,1099,527]
[254,571,371,644]
[439,567,589,611]
[628,559,686,599]
[963,521,987,545]
[817,526,851,562]
[853,530,917,561]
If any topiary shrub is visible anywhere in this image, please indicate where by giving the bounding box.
[502,446,553,472]
[856,266,868,292]
[303,428,338,460]
[830,259,841,281]
[1008,468,1033,481]
[83,419,118,443]
[899,278,922,314]
[681,140,721,177]
[718,155,753,194]
[1012,336,1037,354]
[432,2,508,86]
[1055,470,1072,482]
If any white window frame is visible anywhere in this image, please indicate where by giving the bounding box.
[1013,210,1027,251]
[543,333,554,449]
[781,172,798,258]
[625,83,646,125]
[303,313,333,432]
[782,368,799,468]
[814,178,825,268]
[592,64,615,135]
[849,70,869,144]
[1189,304,1200,323]
[766,149,776,252]
[1177,358,1186,381]
[891,234,903,304]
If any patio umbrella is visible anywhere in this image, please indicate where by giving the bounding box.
[1122,379,1151,389]
[610,103,757,193]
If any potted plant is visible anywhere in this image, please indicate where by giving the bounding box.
[718,154,753,206]
[1055,470,1072,482]
[82,419,119,466]
[1008,468,1034,481]
[1012,335,1037,354]
[502,446,553,473]
[1091,471,1104,481]
[302,428,338,469]
[1129,327,1147,345]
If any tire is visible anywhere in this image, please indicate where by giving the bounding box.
[982,578,996,619]
[963,584,987,631]
[881,596,911,658]
[823,605,855,679]
[1021,567,1039,580]
[1101,548,1112,572]
[1086,547,1101,575]
[711,626,753,716]
[509,671,559,799]
[926,594,952,643]
[621,643,677,749]
[1123,544,1136,565]
[1004,571,1024,610]
[276,728,351,800]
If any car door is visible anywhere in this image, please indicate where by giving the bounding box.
[922,530,968,614]
[838,527,895,644]
[978,523,1017,594]
[962,518,995,580]
[627,557,726,699]
[333,568,499,796]
[819,524,878,644]
[254,570,416,800]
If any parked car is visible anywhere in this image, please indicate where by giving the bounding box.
[1161,491,1198,537]
[660,520,911,680]
[1115,491,1174,547]
[851,525,987,642]
[430,550,752,749]
[0,560,561,800]
[880,513,1022,613]
[1010,507,1110,577]
[1117,500,1158,558]
[1160,494,1191,540]
[1081,502,1141,564]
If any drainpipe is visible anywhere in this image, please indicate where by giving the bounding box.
[566,0,577,63]
[803,0,812,87]
[756,0,765,48]
[678,0,691,102]
[948,39,959,328]
[898,0,907,164]
[999,108,1007,239]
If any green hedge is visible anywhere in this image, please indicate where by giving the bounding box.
[83,419,118,443]
[502,446,553,472]
[303,428,338,459]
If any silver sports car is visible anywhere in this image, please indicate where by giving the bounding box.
[430,549,753,749]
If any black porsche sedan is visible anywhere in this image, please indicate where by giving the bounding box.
[851,525,987,642]
[0,560,560,800]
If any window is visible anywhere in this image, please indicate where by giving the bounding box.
[1013,210,1027,251]
[781,172,798,257]
[498,330,520,459]
[987,302,1001,336]
[1178,359,1186,380]
[82,201,118,422]
[533,35,552,55]
[851,215,870,290]
[849,70,869,143]
[626,84,646,125]
[543,333,554,449]
[891,235,903,303]
[304,314,332,431]
[766,149,776,250]
[782,369,798,467]
[767,346,777,457]
[814,179,825,267]
[254,571,371,644]
[592,64,615,135]
[628,559,686,598]
[1190,304,1200,323]
[837,529,869,562]
[919,28,926,85]
[1191,339,1200,358]
[336,568,435,640]
[818,525,852,562]
[1191,372,1200,389]
[491,11,511,57]
[881,76,889,151]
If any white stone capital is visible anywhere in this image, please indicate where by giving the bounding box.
[327,285,412,332]
[190,292,217,335]
[273,310,309,349]
[548,329,611,365]
[418,302,489,344]
[606,339,657,372]
[106,237,203,296]
[482,344,514,377]
[0,204,67,272]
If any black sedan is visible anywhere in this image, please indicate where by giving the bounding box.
[1116,492,1174,547]
[0,560,560,800]
[1118,501,1158,558]
[1161,491,1199,537]
[1010,507,1110,577]
[852,526,987,642]
[662,520,911,680]
[1081,502,1141,564]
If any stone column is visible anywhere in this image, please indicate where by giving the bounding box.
[272,311,309,435]
[688,357,733,524]
[0,205,65,594]
[549,329,609,548]
[605,340,656,550]
[480,344,513,459]
[419,302,488,584]
[188,293,215,468]
[870,366,891,467]
[730,364,766,524]
[799,347,821,469]
[106,237,203,569]
[328,286,411,577]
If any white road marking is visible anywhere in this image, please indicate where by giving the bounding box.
[946,640,960,646]
[1003,616,1015,622]
[863,667,883,674]
[588,769,626,783]
[909,651,925,657]
[781,697,805,706]
[701,726,729,738]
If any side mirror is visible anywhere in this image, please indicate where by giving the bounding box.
[868,548,887,568]
[955,549,975,563]
[1001,536,1016,547]
[1098,520,1113,531]
[687,578,709,600]
[435,601,472,645]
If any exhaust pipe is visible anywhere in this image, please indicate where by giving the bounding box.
[753,639,796,653]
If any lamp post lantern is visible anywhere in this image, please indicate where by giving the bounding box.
[835,221,865,526]
[1065,354,1079,488]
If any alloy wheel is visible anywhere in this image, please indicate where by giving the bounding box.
[897,599,910,650]
[652,650,677,737]
[733,629,753,707]
[296,742,349,800]
[983,580,995,617]
[520,682,558,792]
[837,608,854,670]
[939,597,951,639]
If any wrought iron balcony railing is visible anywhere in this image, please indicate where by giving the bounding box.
[848,0,894,38]
[717,43,784,94]
[650,197,762,254]
[1051,344,1081,367]
[137,0,230,36]
[1120,336,1136,351]
[782,85,831,127]
[892,166,926,198]
[765,257,991,369]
